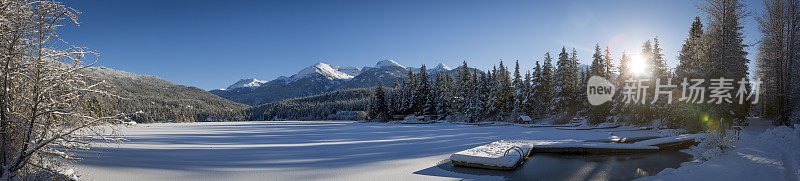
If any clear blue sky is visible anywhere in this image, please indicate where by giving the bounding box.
[60,0,764,90]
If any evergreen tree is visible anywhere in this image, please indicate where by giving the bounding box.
[532,61,545,117]
[399,70,417,115]
[699,0,751,131]
[522,70,535,116]
[588,44,612,125]
[370,80,389,121]
[617,52,632,85]
[415,65,431,115]
[456,61,473,115]
[437,73,455,117]
[604,46,616,78]
[474,70,492,121]
[423,71,439,115]
[676,17,705,81]
[641,40,654,77]
[591,44,611,77]
[570,48,583,111]
[614,52,633,119]
[651,37,669,79]
[488,61,514,118]
[554,47,581,114]
[513,60,524,114]
[513,60,522,87]
[540,53,555,115]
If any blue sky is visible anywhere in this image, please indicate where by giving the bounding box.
[60,0,764,90]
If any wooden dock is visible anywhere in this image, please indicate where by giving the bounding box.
[450,134,703,170]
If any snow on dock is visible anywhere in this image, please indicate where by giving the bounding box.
[633,134,702,149]
[449,140,536,170]
[531,142,660,154]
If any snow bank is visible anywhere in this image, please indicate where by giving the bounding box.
[756,124,800,177]
[640,123,800,180]
[688,131,738,161]
[449,140,536,169]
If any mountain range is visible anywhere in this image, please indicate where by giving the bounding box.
[77,60,578,122]
[211,59,472,106]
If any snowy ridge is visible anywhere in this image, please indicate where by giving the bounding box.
[334,66,361,76]
[226,78,268,90]
[292,62,354,81]
[376,59,405,69]
[408,63,451,73]
[431,63,452,72]
[218,59,412,90]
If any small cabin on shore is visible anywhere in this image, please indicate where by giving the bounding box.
[517,116,532,124]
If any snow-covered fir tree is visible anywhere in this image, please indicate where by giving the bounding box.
[369,80,389,121]
[651,37,669,79]
[699,0,751,127]
[588,44,613,125]
[676,17,705,82]
[554,47,581,114]
[539,53,555,115]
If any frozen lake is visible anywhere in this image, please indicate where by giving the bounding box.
[72,121,686,180]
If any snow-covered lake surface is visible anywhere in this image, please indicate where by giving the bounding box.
[72,121,684,180]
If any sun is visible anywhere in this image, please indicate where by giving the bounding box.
[630,54,648,76]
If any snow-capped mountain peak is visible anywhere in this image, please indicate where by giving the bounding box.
[431,63,452,72]
[226,78,268,90]
[376,59,405,69]
[293,62,354,80]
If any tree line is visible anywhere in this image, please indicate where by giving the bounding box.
[369,0,799,131]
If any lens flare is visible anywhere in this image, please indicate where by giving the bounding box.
[630,54,648,76]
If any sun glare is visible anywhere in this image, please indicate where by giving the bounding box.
[630,54,648,76]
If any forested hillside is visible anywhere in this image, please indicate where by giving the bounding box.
[247,87,373,120]
[84,67,250,123]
